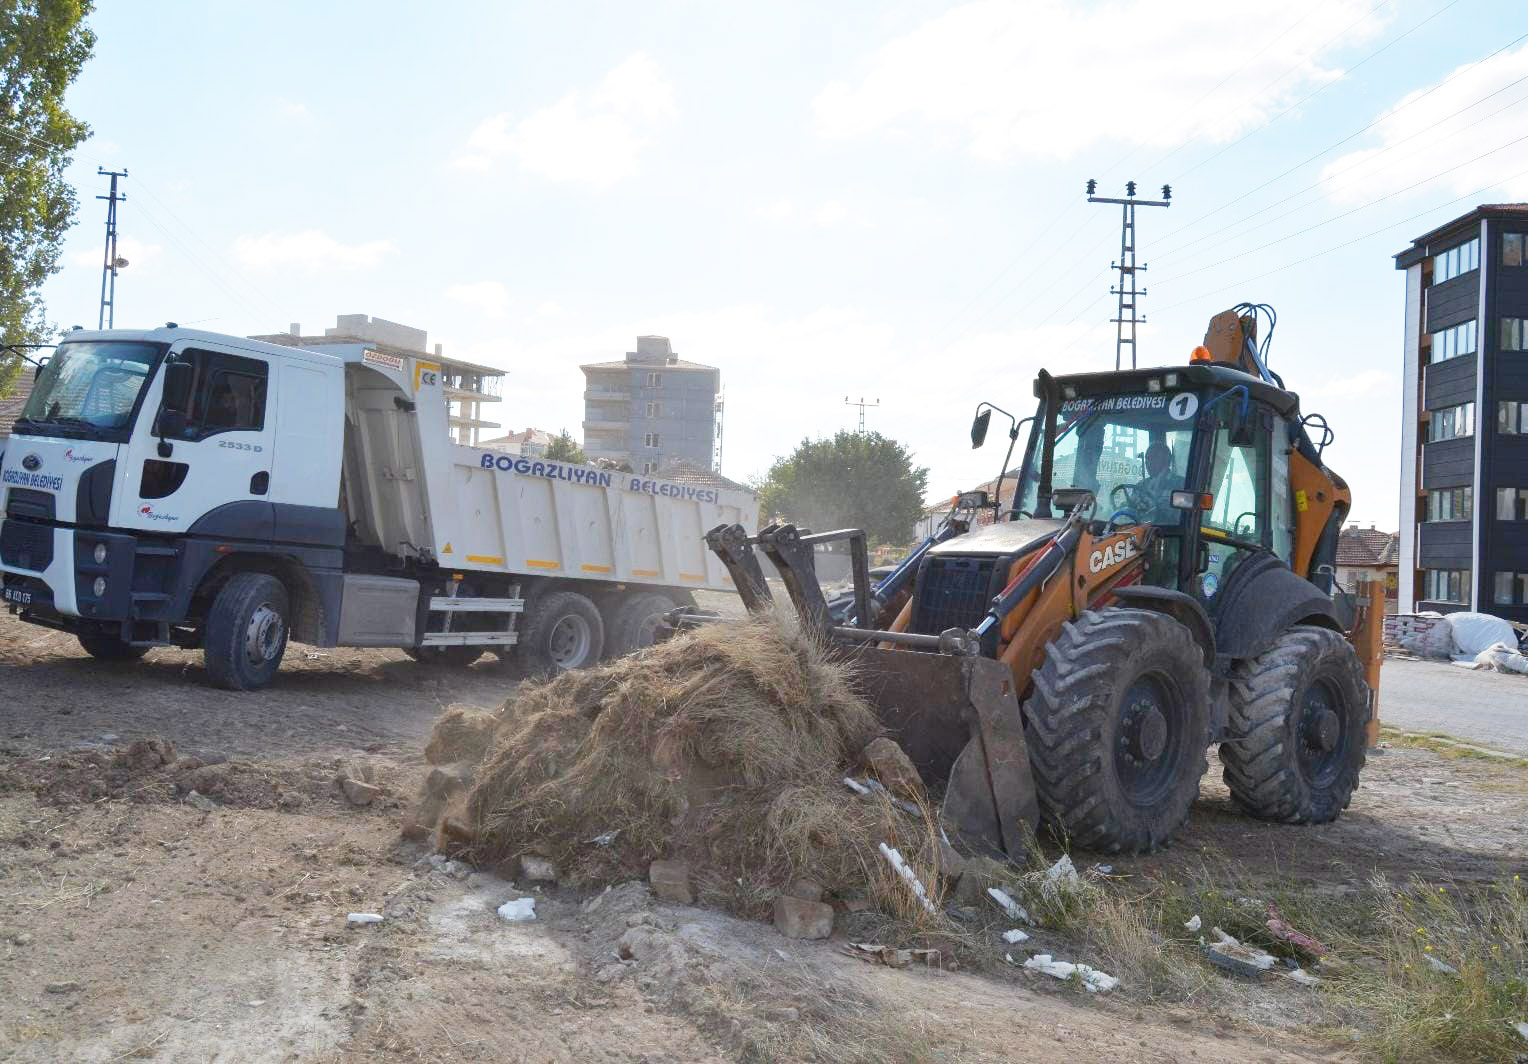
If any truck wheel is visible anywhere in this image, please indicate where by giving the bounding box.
[1221,626,1369,823]
[604,592,675,658]
[204,572,290,691]
[1023,608,1211,854]
[78,632,149,662]
[406,645,485,667]
[517,590,604,676]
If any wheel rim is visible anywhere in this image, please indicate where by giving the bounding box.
[548,614,591,668]
[1114,671,1190,806]
[1296,678,1348,786]
[244,603,284,666]
[633,611,665,649]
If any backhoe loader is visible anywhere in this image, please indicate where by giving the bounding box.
[688,305,1383,857]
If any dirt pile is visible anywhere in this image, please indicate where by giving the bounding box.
[422,618,936,915]
[0,737,372,811]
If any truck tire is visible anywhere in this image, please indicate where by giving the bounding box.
[406,645,485,667]
[604,592,675,658]
[204,572,290,691]
[78,632,149,662]
[1221,625,1369,823]
[1023,608,1211,854]
[516,590,604,676]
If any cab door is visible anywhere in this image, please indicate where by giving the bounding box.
[1193,405,1275,609]
[115,342,277,535]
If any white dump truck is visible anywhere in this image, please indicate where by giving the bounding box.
[0,327,757,689]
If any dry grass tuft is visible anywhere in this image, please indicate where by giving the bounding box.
[458,616,927,916]
[423,706,498,766]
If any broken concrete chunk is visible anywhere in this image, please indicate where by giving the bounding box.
[341,778,381,806]
[497,897,537,922]
[1002,928,1030,944]
[774,895,834,940]
[1040,854,1083,901]
[861,737,925,800]
[346,912,384,926]
[648,859,694,904]
[987,887,1030,923]
[785,879,824,903]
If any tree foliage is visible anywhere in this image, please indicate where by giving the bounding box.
[545,428,586,464]
[757,431,929,546]
[0,0,95,395]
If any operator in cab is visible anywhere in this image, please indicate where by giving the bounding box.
[1133,440,1179,522]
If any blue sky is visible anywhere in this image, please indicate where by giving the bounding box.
[37,0,1528,528]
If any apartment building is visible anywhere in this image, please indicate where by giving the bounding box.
[1394,204,1528,620]
[580,336,719,473]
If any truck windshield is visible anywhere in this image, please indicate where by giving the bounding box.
[18,341,163,441]
[1020,392,1198,523]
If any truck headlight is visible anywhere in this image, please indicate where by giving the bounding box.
[92,576,107,597]
[93,543,107,564]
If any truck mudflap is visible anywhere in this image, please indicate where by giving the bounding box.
[847,645,1038,859]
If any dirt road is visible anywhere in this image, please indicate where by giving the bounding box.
[2,610,1525,1062]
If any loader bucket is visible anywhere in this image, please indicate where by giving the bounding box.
[847,645,1039,860]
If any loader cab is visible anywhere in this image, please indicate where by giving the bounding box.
[1010,363,1301,615]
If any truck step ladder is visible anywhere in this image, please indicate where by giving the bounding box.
[419,579,523,647]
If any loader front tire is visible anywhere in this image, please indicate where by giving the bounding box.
[1023,608,1211,854]
[516,590,605,676]
[204,572,289,691]
[1221,626,1369,824]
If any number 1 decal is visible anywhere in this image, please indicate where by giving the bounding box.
[1168,393,1199,421]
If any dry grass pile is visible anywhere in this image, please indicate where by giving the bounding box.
[449,617,937,915]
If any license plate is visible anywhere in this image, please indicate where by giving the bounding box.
[2,587,32,606]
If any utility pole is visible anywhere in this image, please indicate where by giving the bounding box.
[96,167,128,329]
[844,395,880,433]
[1086,179,1170,370]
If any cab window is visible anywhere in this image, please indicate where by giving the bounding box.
[1203,421,1268,543]
[164,349,268,440]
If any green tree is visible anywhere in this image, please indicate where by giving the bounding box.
[757,431,929,546]
[544,428,586,464]
[0,1,96,396]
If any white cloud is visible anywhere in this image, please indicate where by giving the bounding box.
[70,236,162,271]
[232,230,395,271]
[1322,43,1528,205]
[756,198,795,223]
[445,280,510,317]
[813,0,1388,161]
[453,53,676,185]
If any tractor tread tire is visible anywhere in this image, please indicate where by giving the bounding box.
[1023,608,1211,854]
[78,633,149,662]
[204,573,290,691]
[1221,625,1369,824]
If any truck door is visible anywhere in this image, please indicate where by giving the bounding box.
[115,343,277,535]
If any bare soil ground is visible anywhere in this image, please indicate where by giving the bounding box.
[2,609,1524,1062]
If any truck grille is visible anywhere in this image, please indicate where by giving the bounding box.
[910,555,996,635]
[1,519,53,572]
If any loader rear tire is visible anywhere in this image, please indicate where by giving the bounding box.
[1023,608,1211,854]
[1220,625,1369,823]
[516,590,605,676]
[603,592,675,658]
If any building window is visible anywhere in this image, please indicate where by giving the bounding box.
[1424,568,1471,604]
[1428,319,1476,363]
[1493,572,1528,606]
[1502,318,1528,352]
[641,460,658,475]
[1427,402,1473,442]
[1505,233,1525,267]
[1427,486,1472,521]
[646,401,660,418]
[1432,237,1479,284]
[1496,487,1528,520]
[646,371,662,388]
[1498,401,1528,434]
[643,432,660,448]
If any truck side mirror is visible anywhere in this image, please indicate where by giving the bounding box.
[970,409,991,449]
[162,359,193,414]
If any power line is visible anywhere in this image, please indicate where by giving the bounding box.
[95,168,127,329]
[1153,25,1528,249]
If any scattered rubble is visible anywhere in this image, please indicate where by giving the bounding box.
[1002,928,1030,944]
[1184,915,1202,932]
[497,897,537,922]
[649,859,693,904]
[987,887,1029,923]
[341,778,381,806]
[346,912,383,926]
[44,981,82,994]
[878,843,935,914]
[774,895,834,940]
[1265,903,1326,957]
[844,942,944,969]
[1040,854,1083,902]
[1017,954,1119,993]
[519,856,559,883]
[861,736,925,800]
[1424,954,1460,975]
[1204,929,1279,978]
